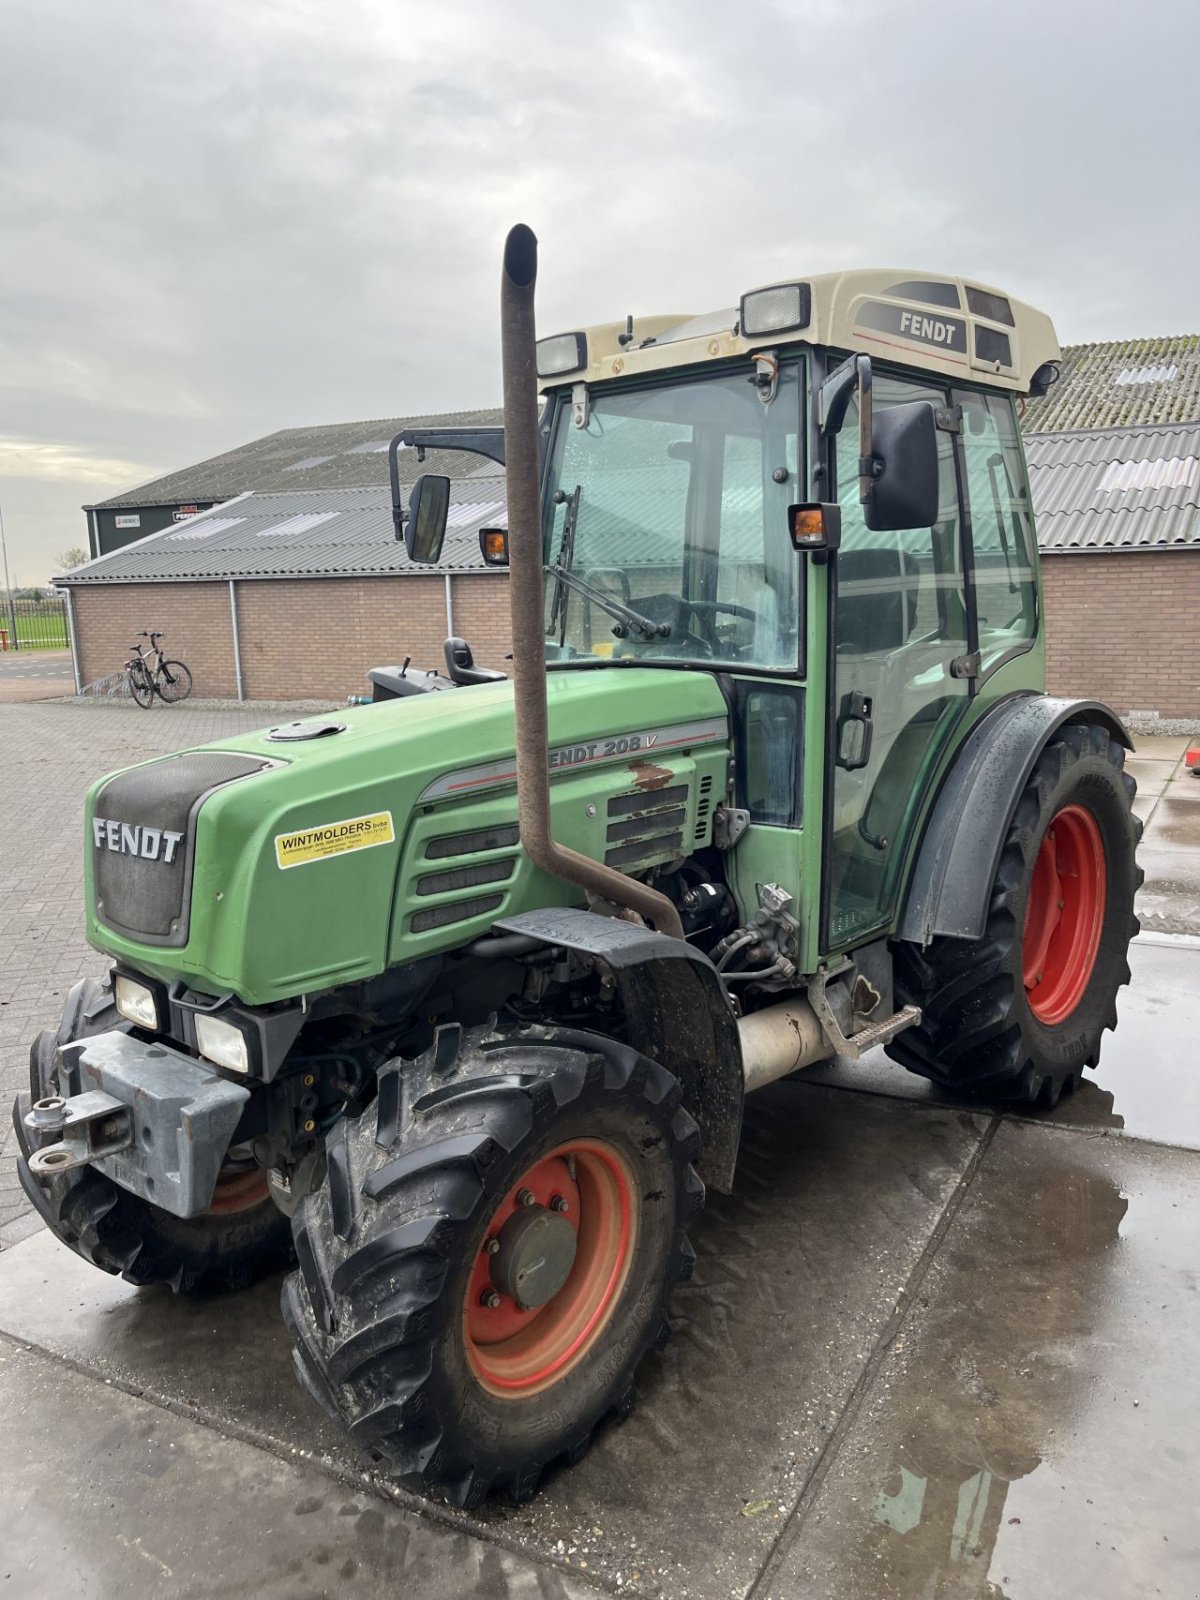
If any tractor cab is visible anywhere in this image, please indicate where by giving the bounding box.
[396,266,1063,973]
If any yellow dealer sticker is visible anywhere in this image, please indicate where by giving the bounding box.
[274,811,395,869]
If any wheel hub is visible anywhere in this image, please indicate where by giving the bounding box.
[490,1205,578,1310]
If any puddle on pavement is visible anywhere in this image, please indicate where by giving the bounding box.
[771,1122,1200,1600]
[803,938,1200,1151]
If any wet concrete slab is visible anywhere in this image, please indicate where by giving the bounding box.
[802,936,1200,1151]
[761,1121,1200,1600]
[1136,847,1200,934]
[1125,759,1180,798]
[1142,792,1200,849]
[1129,734,1190,761]
[0,1339,602,1600]
[0,1083,986,1599]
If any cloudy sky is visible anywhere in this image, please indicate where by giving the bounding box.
[1,0,1196,582]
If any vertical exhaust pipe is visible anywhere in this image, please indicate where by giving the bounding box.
[500,224,684,940]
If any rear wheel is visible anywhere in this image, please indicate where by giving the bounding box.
[282,1023,702,1506]
[156,660,193,703]
[14,977,292,1293]
[887,722,1142,1104]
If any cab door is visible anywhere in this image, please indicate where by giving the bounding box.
[824,373,970,949]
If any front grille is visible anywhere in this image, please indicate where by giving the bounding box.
[425,824,520,859]
[415,859,515,897]
[92,751,268,946]
[411,893,505,933]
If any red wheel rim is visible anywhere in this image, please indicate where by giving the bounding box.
[464,1139,637,1399]
[1023,803,1107,1026]
[207,1164,270,1215]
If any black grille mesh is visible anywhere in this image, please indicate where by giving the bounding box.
[93,751,267,944]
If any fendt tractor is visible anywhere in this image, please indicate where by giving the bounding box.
[14,227,1140,1507]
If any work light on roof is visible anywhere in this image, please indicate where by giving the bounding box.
[739,283,811,338]
[536,332,587,379]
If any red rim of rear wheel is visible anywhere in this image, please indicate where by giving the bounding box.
[464,1139,637,1399]
[1023,803,1107,1026]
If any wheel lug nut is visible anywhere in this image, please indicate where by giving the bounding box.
[550,1194,570,1214]
[480,1289,502,1309]
[516,1188,536,1207]
[483,1238,500,1256]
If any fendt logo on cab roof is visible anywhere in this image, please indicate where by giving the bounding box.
[92,817,184,864]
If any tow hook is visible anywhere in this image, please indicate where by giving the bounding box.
[24,1091,133,1177]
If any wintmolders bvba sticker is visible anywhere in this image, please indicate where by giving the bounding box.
[275,811,395,869]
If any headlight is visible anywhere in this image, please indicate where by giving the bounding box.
[740,282,811,337]
[113,973,162,1031]
[195,1013,252,1074]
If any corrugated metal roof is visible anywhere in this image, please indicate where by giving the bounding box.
[60,482,508,583]
[84,410,503,510]
[1021,335,1200,432]
[1027,421,1200,552]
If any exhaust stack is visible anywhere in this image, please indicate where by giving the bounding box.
[500,225,684,940]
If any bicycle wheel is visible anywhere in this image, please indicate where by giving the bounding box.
[156,661,193,703]
[128,665,155,708]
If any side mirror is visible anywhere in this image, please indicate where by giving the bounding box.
[403,474,450,564]
[864,401,940,532]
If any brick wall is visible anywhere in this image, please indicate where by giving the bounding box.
[70,582,238,698]
[1041,550,1200,718]
[70,575,512,702]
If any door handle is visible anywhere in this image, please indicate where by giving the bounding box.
[837,690,874,771]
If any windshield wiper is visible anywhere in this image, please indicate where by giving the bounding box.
[546,564,670,641]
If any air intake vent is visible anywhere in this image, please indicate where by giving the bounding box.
[604,782,691,870]
[416,859,515,897]
[411,893,505,933]
[696,774,714,842]
[426,824,520,859]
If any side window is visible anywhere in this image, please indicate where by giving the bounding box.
[836,374,965,653]
[956,389,1037,669]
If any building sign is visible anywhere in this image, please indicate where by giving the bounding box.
[173,505,200,522]
[114,514,141,530]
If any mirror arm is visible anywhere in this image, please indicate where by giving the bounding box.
[856,357,878,506]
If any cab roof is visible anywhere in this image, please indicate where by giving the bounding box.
[539,268,1061,397]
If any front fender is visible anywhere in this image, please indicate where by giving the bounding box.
[492,907,743,1193]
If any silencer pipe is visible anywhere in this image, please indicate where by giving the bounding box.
[737,996,832,1092]
[500,224,684,940]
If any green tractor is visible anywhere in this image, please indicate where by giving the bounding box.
[14,228,1140,1507]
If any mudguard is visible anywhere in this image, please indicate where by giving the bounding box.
[898,694,1132,946]
[492,907,743,1192]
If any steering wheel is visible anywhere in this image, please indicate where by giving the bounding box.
[681,598,760,656]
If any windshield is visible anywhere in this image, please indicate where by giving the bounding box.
[542,363,803,670]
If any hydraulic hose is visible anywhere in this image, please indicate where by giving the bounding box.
[500,224,684,940]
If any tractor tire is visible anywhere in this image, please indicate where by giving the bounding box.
[282,1022,703,1507]
[887,721,1142,1105]
[14,976,293,1294]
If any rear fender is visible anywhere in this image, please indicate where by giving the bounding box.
[898,695,1132,946]
[492,907,743,1192]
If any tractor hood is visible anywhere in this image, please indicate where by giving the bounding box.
[84,669,730,1005]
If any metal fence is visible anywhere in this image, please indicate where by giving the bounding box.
[1,594,69,652]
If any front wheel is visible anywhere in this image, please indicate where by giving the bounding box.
[282,1024,702,1506]
[888,722,1142,1105]
[156,660,193,703]
[128,665,155,708]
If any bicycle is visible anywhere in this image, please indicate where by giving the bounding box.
[125,631,193,708]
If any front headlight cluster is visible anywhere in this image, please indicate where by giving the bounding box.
[113,973,163,1032]
[194,1014,252,1075]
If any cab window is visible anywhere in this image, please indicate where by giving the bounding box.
[956,389,1038,670]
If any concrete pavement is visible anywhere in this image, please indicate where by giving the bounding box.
[1,702,1198,1598]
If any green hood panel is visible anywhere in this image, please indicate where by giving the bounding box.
[85,670,730,1004]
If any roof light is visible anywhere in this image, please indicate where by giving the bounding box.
[536,332,587,378]
[740,283,811,338]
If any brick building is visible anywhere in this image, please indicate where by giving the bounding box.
[1023,335,1200,719]
[62,340,1200,714]
[60,482,512,701]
